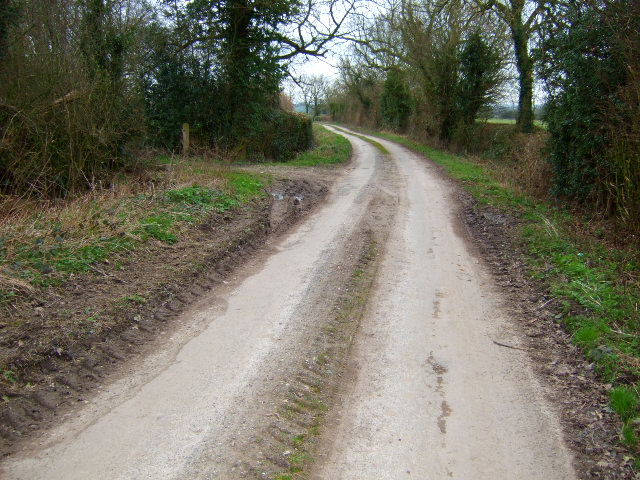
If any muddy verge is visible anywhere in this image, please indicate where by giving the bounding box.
[456,190,636,479]
[0,178,328,458]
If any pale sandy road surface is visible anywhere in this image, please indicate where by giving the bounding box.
[0,126,577,479]
[312,127,577,480]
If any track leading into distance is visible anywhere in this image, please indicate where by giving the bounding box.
[2,126,576,479]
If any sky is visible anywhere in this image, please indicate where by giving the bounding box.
[284,42,344,103]
[283,0,543,108]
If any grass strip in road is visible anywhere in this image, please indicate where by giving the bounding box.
[284,124,352,166]
[330,126,390,155]
[481,118,548,129]
[372,131,640,452]
[272,233,381,480]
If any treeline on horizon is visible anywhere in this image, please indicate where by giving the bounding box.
[326,0,640,231]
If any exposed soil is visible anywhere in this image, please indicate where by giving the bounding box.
[0,174,331,458]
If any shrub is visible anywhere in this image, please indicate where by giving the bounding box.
[381,67,412,132]
[0,0,145,197]
[539,0,640,228]
[456,31,504,126]
[244,111,313,161]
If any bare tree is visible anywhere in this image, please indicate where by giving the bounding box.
[309,75,329,116]
[274,0,364,62]
[296,74,330,116]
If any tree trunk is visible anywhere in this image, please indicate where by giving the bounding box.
[511,24,534,133]
[222,0,254,141]
[0,0,12,64]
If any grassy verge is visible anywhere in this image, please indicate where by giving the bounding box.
[373,130,640,451]
[331,126,390,154]
[283,124,351,166]
[0,124,351,302]
[0,161,267,304]
[482,118,547,129]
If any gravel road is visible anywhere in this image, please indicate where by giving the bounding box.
[2,127,577,479]
[313,127,577,480]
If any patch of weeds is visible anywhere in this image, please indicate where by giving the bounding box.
[352,268,365,278]
[225,172,266,201]
[138,215,178,244]
[156,154,174,165]
[166,185,239,214]
[573,322,607,350]
[611,386,640,447]
[166,185,218,206]
[292,434,305,447]
[316,353,329,365]
[84,314,100,324]
[611,387,638,421]
[121,294,146,305]
[212,194,240,212]
[2,369,18,384]
[289,451,311,471]
[0,290,16,305]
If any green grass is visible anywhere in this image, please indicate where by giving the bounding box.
[121,294,146,305]
[0,169,267,296]
[284,124,351,166]
[370,130,640,451]
[332,126,390,154]
[482,118,547,129]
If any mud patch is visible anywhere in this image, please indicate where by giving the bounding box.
[0,178,328,458]
[438,401,452,434]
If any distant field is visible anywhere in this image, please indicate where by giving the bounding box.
[482,118,547,129]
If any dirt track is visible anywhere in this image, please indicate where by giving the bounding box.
[2,127,579,479]
[314,128,576,479]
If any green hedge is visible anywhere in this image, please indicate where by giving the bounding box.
[246,110,313,161]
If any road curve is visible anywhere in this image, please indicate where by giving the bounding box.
[1,126,577,479]
[1,132,386,479]
[314,127,577,480]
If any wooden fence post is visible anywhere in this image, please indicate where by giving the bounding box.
[182,123,190,155]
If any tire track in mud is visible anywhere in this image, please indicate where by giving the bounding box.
[0,179,328,459]
[178,148,400,480]
[1,133,398,479]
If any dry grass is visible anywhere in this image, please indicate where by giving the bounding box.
[475,131,553,200]
[0,156,258,301]
[1,157,226,244]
